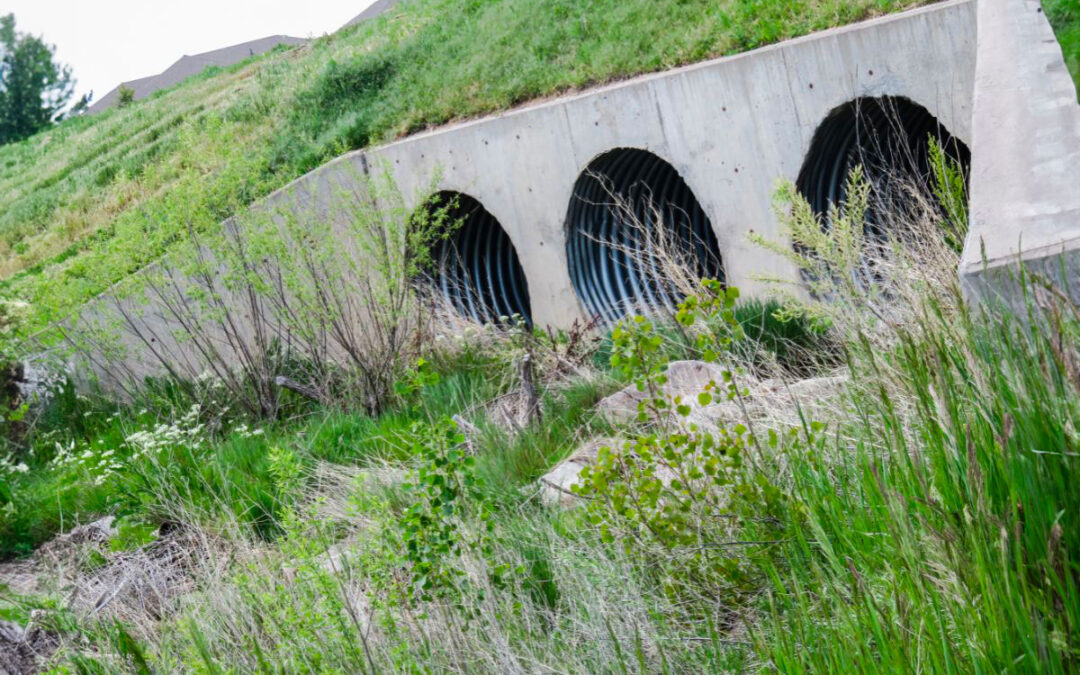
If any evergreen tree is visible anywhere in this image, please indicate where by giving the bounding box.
[0,13,79,146]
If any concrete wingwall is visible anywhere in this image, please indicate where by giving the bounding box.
[71,0,979,386]
[960,0,1080,308]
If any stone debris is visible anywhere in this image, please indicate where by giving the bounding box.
[540,364,850,507]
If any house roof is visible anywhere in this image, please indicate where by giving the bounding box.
[89,35,307,113]
[340,0,403,29]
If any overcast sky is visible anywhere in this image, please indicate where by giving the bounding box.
[5,1,377,104]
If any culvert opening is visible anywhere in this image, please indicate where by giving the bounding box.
[796,96,971,239]
[421,191,532,325]
[566,148,723,323]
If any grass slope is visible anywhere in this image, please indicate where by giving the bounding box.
[0,0,940,334]
[1047,0,1080,89]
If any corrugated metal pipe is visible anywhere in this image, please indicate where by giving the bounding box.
[796,95,971,235]
[566,148,724,324]
[426,192,532,325]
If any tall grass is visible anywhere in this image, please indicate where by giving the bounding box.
[756,287,1080,671]
[47,268,1080,673]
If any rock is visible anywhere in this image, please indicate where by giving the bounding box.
[0,619,25,643]
[539,370,850,509]
[537,435,684,508]
[598,359,849,431]
[307,462,407,523]
[537,437,620,506]
[317,542,354,574]
[688,372,850,431]
[36,516,115,560]
[597,360,734,424]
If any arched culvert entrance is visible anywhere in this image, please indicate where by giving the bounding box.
[565,148,724,323]
[422,192,532,325]
[796,96,971,236]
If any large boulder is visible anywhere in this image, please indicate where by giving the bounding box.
[537,436,682,508]
[537,437,620,507]
[598,359,849,431]
[538,365,850,507]
[597,360,734,424]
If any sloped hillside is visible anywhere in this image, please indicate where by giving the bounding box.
[2,0,1077,337]
[0,0,939,334]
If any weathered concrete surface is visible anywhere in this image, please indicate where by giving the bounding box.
[959,0,1080,307]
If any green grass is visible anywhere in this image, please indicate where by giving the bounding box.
[0,0,937,336]
[0,341,579,558]
[3,279,1079,671]
[754,292,1080,671]
[1047,0,1080,94]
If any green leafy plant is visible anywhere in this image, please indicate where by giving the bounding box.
[116,85,135,108]
[927,134,968,252]
[396,417,510,607]
[574,280,800,594]
[0,299,29,431]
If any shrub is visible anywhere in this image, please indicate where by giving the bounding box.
[117,85,135,107]
[71,168,449,420]
[0,299,29,445]
[574,280,802,597]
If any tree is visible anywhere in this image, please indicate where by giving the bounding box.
[0,13,76,146]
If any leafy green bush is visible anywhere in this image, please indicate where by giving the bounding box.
[0,299,29,440]
[116,85,135,108]
[574,280,801,597]
[394,417,507,606]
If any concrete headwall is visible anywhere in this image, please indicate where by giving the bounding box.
[72,0,980,386]
[259,0,977,328]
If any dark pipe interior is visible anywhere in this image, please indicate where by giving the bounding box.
[796,96,971,236]
[425,192,531,325]
[565,148,723,323]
